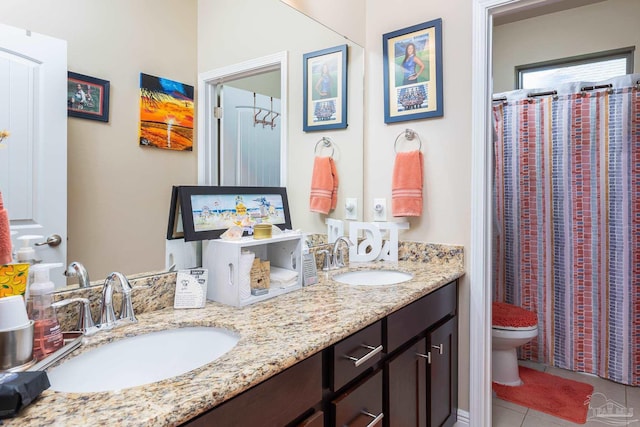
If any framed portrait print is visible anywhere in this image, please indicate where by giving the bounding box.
[383,18,443,123]
[179,186,292,242]
[303,44,348,132]
[67,71,110,122]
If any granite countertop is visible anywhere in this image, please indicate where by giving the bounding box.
[6,256,464,426]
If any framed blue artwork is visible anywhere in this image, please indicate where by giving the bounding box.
[383,19,443,123]
[302,44,348,132]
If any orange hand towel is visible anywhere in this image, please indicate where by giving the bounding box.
[392,150,423,217]
[0,192,13,264]
[310,156,338,214]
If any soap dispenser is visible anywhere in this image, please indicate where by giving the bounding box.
[27,263,64,360]
[15,235,43,265]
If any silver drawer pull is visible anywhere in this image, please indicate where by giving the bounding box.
[432,343,444,354]
[344,344,383,367]
[416,352,431,364]
[361,410,384,427]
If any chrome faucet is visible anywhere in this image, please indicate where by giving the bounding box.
[64,261,90,288]
[319,236,354,271]
[100,272,137,330]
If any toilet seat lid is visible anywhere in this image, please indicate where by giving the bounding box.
[492,302,537,328]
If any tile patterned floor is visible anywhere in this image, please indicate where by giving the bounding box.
[493,361,639,426]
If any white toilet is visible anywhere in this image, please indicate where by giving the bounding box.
[492,301,538,386]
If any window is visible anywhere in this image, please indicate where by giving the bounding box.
[517,48,634,89]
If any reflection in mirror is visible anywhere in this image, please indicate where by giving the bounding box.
[0,0,364,292]
[220,70,282,186]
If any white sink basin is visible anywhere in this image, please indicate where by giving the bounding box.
[47,327,239,393]
[332,270,413,286]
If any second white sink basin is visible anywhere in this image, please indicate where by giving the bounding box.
[47,327,239,393]
[332,269,413,286]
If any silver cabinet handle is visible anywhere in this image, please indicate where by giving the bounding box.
[344,344,383,367]
[432,343,444,354]
[416,352,431,364]
[361,410,384,427]
[35,234,62,247]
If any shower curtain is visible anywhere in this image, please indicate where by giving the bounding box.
[492,74,640,386]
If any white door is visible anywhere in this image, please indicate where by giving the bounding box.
[0,24,67,286]
[220,85,281,186]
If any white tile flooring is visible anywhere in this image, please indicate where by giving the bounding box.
[493,361,640,426]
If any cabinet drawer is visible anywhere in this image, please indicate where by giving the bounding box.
[330,321,383,391]
[297,410,324,427]
[332,370,383,427]
[385,281,457,353]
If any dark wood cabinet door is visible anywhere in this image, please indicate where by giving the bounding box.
[182,353,322,426]
[427,316,458,427]
[385,338,427,427]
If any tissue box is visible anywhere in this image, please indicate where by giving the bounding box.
[250,259,270,291]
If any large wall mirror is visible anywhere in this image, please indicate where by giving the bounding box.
[0,0,364,290]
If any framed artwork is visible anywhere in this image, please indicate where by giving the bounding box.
[139,73,194,151]
[179,186,292,242]
[383,18,443,123]
[302,44,348,132]
[166,186,184,240]
[67,72,110,122]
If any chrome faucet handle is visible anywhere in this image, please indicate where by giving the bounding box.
[317,249,331,271]
[52,297,97,335]
[335,248,347,268]
[118,277,137,325]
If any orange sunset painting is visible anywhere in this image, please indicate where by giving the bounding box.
[139,73,194,151]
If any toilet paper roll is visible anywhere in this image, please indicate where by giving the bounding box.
[239,250,255,300]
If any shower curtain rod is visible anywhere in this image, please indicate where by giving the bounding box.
[492,82,624,102]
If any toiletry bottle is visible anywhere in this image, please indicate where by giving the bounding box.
[15,235,43,265]
[27,263,64,360]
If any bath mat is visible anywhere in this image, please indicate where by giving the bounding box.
[492,366,594,424]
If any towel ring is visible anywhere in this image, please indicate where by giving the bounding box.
[394,129,422,153]
[314,137,334,157]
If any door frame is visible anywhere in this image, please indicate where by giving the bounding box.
[197,51,288,186]
[470,0,549,425]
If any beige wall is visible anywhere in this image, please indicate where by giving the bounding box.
[197,0,365,236]
[493,0,640,92]
[0,0,198,280]
[280,0,366,46]
[365,0,472,412]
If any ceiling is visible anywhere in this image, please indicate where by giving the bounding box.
[494,0,607,26]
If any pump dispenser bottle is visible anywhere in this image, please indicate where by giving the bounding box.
[27,263,64,360]
[15,235,43,265]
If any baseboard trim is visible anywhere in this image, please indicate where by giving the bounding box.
[455,409,470,426]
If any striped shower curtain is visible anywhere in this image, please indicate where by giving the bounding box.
[492,75,640,386]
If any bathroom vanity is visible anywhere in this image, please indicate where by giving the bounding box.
[183,280,458,427]
[4,245,464,427]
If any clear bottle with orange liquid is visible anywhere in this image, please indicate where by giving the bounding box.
[27,263,64,360]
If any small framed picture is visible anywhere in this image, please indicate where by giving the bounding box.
[383,18,443,123]
[303,44,348,132]
[166,186,185,240]
[179,186,292,242]
[67,71,110,122]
